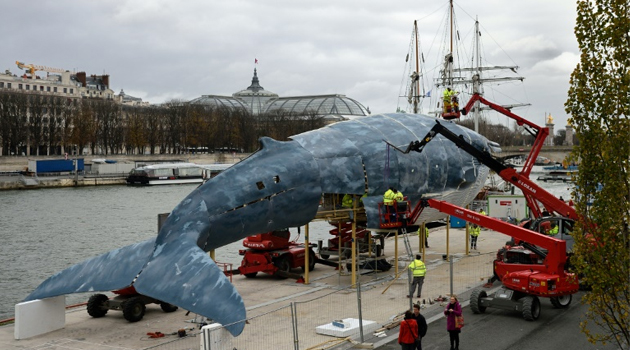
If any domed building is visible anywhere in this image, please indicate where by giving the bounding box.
[189,69,370,121]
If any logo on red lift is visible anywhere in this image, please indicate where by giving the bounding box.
[517,180,537,194]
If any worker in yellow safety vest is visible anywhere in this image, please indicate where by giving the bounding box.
[341,194,355,219]
[470,224,481,250]
[408,254,427,298]
[341,194,353,208]
[383,187,396,222]
[418,226,430,248]
[383,187,395,206]
[443,88,459,113]
[443,88,453,113]
[548,222,559,236]
[394,189,407,219]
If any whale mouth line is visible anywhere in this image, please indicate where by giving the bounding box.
[222,189,292,214]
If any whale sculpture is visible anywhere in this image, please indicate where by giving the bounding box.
[24,113,497,336]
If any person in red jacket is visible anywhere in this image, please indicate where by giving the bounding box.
[398,310,418,350]
[444,295,462,350]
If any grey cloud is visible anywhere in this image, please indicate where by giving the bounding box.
[2,0,579,128]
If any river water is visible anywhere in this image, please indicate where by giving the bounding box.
[0,167,572,320]
[0,184,339,320]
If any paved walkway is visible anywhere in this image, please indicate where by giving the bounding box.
[0,224,508,350]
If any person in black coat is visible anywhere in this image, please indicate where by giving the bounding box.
[412,304,428,350]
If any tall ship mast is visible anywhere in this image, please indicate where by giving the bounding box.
[403,20,424,115]
[398,0,530,131]
[447,17,530,131]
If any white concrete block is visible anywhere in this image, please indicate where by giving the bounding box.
[200,323,234,350]
[316,318,380,338]
[14,296,66,339]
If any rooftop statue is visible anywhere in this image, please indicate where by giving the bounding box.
[24,113,496,336]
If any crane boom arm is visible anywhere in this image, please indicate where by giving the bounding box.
[461,93,546,178]
[418,198,567,275]
[411,95,577,220]
[16,61,65,75]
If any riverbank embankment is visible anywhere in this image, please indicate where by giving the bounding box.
[0,153,247,190]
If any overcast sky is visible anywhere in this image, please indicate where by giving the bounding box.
[1,0,579,130]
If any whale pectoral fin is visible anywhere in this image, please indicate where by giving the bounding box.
[24,238,156,302]
[133,240,246,336]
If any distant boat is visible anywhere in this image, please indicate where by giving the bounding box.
[199,163,233,182]
[534,156,553,166]
[505,156,525,167]
[126,163,231,186]
[542,164,578,172]
[537,164,577,183]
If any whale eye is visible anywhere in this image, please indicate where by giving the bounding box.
[256,181,265,190]
[273,176,280,183]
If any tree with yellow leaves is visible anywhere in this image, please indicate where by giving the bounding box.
[565,0,630,348]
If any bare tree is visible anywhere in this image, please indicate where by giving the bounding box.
[90,99,120,155]
[44,96,66,155]
[58,98,76,154]
[144,106,162,155]
[70,100,96,155]
[0,92,29,155]
[124,105,148,155]
[27,94,46,156]
[163,99,187,154]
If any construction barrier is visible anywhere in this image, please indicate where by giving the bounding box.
[145,251,495,350]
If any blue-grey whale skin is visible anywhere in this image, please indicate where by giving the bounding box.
[24,113,493,336]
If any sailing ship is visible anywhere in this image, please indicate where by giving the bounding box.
[398,1,533,208]
[399,0,530,131]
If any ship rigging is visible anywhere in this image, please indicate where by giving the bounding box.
[398,0,530,131]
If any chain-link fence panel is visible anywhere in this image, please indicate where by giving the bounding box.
[200,304,295,350]
[449,252,496,296]
[145,251,495,350]
[293,287,360,350]
[291,273,409,350]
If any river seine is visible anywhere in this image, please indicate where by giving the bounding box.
[0,169,571,320]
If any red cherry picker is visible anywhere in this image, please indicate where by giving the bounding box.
[383,94,580,320]
[416,198,578,320]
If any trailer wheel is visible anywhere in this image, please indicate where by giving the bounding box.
[550,294,572,308]
[470,288,487,314]
[522,296,541,321]
[244,272,258,278]
[87,294,109,318]
[320,254,330,260]
[302,250,316,272]
[122,296,146,322]
[274,256,291,279]
[160,302,178,313]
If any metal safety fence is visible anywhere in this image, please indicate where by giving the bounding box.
[145,251,495,350]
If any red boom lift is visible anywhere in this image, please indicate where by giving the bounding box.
[416,199,578,320]
[407,94,580,254]
[382,94,581,320]
[399,93,577,221]
[237,229,317,279]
